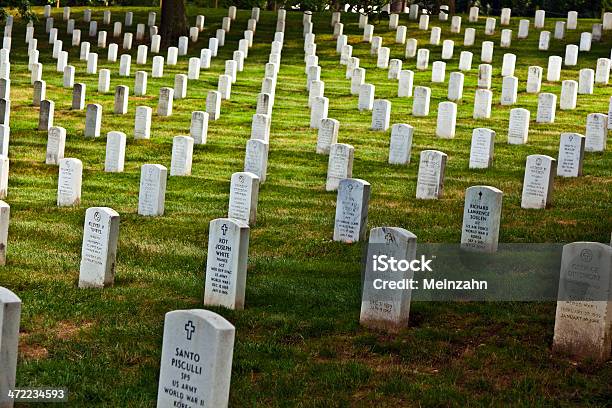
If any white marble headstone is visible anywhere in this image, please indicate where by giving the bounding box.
[460,185,503,253]
[204,218,250,310]
[157,309,235,408]
[416,150,447,199]
[521,154,556,209]
[359,227,416,332]
[78,207,120,288]
[138,164,167,216]
[333,178,371,243]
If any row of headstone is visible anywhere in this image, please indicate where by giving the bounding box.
[201,11,285,313]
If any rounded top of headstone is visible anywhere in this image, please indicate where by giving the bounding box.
[85,206,119,218]
[0,286,20,303]
[339,178,370,188]
[369,226,417,242]
[466,185,503,195]
[210,217,249,231]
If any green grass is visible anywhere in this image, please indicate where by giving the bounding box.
[2,5,611,407]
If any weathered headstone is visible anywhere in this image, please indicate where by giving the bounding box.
[326,143,354,191]
[416,150,447,199]
[473,89,492,119]
[111,86,129,116]
[172,73,186,99]
[416,48,429,70]
[46,126,66,165]
[359,227,417,332]
[405,38,417,58]
[87,52,98,75]
[507,108,530,145]
[170,136,194,176]
[389,124,413,165]
[119,54,131,76]
[557,133,585,177]
[469,128,495,169]
[536,93,557,123]
[57,158,82,206]
[38,99,54,130]
[464,28,476,46]
[388,59,402,80]
[190,111,209,145]
[371,99,391,131]
[481,41,494,63]
[98,69,110,93]
[78,207,120,288]
[459,51,473,71]
[539,31,550,50]
[32,80,45,106]
[152,55,164,78]
[84,103,102,138]
[430,27,441,45]
[104,131,126,173]
[72,83,86,110]
[138,164,167,216]
[158,87,174,116]
[585,113,608,152]
[500,29,512,48]
[0,156,7,199]
[244,139,268,183]
[206,91,221,120]
[250,114,271,143]
[501,53,516,77]
[521,154,556,209]
[398,70,414,97]
[560,80,578,110]
[0,126,7,157]
[310,96,328,128]
[333,178,371,243]
[552,242,612,362]
[228,172,260,226]
[535,10,546,28]
[431,61,446,82]
[316,118,339,154]
[134,71,148,96]
[358,84,375,111]
[526,66,543,93]
[595,58,610,84]
[412,86,431,117]
[478,63,492,89]
[218,74,232,100]
[447,72,464,101]
[518,19,530,38]
[436,101,457,138]
[134,106,152,140]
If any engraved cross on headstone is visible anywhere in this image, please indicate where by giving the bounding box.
[184,320,195,340]
[221,223,228,235]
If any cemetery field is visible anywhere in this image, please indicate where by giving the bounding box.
[2,5,611,407]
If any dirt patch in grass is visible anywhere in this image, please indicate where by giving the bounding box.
[53,321,95,340]
[19,342,49,361]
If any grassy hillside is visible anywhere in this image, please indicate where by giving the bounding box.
[3,6,611,407]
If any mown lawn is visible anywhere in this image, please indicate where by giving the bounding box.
[2,5,611,407]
